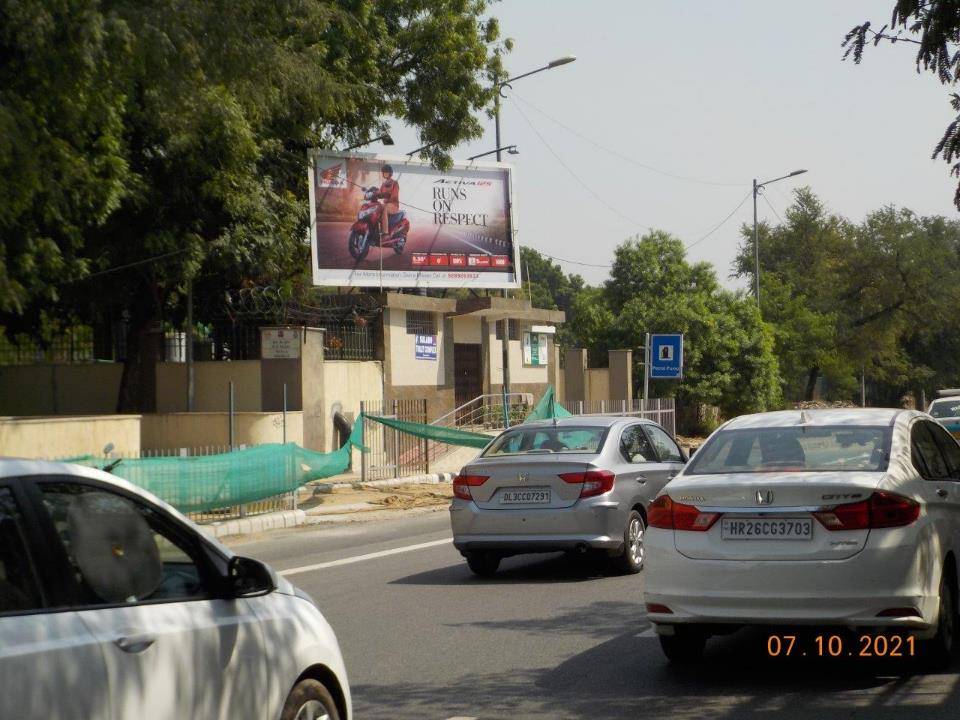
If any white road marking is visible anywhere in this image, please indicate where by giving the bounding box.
[446,717,479,720]
[279,538,452,577]
[638,627,657,638]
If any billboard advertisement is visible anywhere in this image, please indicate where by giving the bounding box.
[309,151,518,288]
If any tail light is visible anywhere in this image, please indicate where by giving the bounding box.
[452,474,488,500]
[559,469,615,498]
[813,490,919,531]
[647,495,720,532]
[645,603,673,614]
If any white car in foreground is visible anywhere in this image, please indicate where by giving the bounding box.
[644,409,960,668]
[0,459,350,720]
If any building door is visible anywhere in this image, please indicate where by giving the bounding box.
[454,343,483,415]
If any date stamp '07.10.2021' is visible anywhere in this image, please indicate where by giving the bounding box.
[766,633,917,659]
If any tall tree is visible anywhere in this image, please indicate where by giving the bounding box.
[843,1,960,208]
[571,231,781,423]
[0,0,508,410]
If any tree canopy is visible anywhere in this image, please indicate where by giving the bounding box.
[735,188,960,404]
[0,0,508,409]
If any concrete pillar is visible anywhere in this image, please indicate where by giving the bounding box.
[259,326,303,412]
[608,349,633,403]
[564,348,588,403]
[300,328,325,451]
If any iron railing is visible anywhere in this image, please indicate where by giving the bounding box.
[358,399,431,482]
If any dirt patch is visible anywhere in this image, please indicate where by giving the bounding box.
[299,483,452,512]
[675,434,706,451]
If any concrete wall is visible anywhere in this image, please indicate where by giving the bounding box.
[0,364,123,416]
[585,368,610,404]
[140,412,303,451]
[0,415,141,458]
[452,315,482,344]
[608,349,633,402]
[155,361,262,413]
[387,309,445,387]
[487,324,546,384]
[321,360,383,453]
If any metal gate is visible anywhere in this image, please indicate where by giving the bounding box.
[358,398,430,481]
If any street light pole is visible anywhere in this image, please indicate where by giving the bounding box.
[752,168,808,316]
[493,55,576,411]
[752,178,759,308]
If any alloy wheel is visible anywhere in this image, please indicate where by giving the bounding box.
[294,700,330,720]
[629,516,645,567]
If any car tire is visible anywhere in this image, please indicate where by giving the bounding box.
[923,569,957,671]
[658,627,707,664]
[612,510,645,574]
[280,678,341,720]
[465,551,501,577]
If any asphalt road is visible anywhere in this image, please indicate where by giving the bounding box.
[232,511,960,720]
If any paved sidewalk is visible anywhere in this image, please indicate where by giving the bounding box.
[201,471,455,539]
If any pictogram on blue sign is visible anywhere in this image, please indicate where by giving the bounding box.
[650,334,683,379]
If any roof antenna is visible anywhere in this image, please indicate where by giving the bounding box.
[799,410,811,425]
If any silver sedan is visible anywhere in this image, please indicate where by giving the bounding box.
[449,416,687,576]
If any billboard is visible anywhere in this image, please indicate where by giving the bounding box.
[308,151,518,288]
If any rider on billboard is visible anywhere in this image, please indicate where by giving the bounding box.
[377,164,401,236]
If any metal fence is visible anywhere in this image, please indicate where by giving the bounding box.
[567,397,676,436]
[358,399,431,482]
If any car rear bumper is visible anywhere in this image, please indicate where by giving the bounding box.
[643,528,939,634]
[449,498,625,553]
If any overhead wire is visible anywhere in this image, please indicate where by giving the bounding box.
[761,191,784,224]
[683,189,753,250]
[509,97,653,231]
[510,92,743,188]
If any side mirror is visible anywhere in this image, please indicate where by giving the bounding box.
[225,556,277,598]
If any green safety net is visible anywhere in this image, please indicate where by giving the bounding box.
[63,417,367,514]
[56,388,569,515]
[363,414,493,449]
[524,385,572,421]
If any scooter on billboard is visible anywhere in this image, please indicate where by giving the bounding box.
[348,186,410,260]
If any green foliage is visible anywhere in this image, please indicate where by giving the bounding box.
[566,232,782,418]
[735,188,960,405]
[0,0,507,409]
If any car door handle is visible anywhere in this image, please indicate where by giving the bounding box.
[937,488,949,498]
[114,633,157,654]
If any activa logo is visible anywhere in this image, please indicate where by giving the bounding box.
[821,493,863,500]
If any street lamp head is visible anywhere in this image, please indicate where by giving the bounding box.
[548,55,577,68]
[788,169,807,177]
[381,133,395,146]
[506,145,519,155]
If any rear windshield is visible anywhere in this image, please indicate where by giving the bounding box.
[930,400,960,419]
[686,425,892,474]
[482,426,607,456]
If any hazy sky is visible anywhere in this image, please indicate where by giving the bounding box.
[366,0,959,289]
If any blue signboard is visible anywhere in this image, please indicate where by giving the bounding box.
[650,334,683,379]
[415,334,438,361]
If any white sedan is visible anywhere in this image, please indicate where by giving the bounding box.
[644,408,960,667]
[0,459,350,720]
